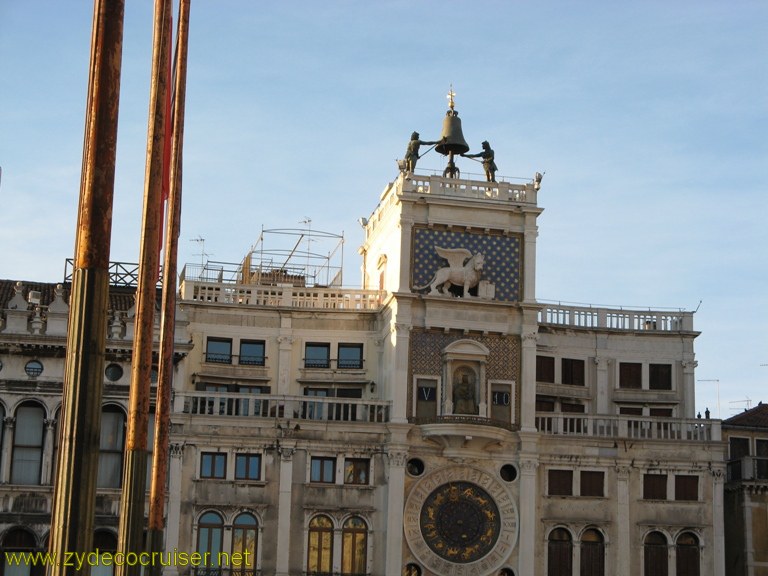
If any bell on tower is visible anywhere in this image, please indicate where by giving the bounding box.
[435,87,470,178]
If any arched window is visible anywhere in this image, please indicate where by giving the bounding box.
[97,406,125,488]
[644,531,668,576]
[1,527,41,576]
[548,528,572,576]
[341,516,367,575]
[197,512,224,574]
[92,530,117,576]
[11,403,45,485]
[676,532,700,576]
[232,513,258,574]
[307,515,333,576]
[580,529,604,576]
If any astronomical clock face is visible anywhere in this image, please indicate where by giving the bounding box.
[404,466,518,575]
[419,482,500,563]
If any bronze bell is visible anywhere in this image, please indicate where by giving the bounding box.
[435,110,470,156]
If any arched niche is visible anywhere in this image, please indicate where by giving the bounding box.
[442,340,490,417]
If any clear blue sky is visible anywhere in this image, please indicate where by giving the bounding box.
[1,1,766,417]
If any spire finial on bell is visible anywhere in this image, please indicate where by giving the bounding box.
[447,85,456,111]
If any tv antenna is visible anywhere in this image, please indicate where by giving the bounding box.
[190,236,212,268]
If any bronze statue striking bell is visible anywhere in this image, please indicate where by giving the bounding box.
[435,110,470,156]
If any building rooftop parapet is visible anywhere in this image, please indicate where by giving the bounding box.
[399,171,538,203]
[538,302,695,333]
[179,275,383,311]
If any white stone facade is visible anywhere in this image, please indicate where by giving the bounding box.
[0,171,727,576]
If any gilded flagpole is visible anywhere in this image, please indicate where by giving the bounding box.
[116,1,173,574]
[48,2,125,575]
[147,1,191,572]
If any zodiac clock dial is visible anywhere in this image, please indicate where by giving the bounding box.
[419,481,501,563]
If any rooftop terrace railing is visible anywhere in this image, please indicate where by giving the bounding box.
[538,303,694,332]
[179,279,383,310]
[535,413,720,442]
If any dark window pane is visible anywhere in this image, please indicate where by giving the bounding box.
[338,344,363,369]
[311,457,336,483]
[344,458,370,485]
[305,343,330,368]
[239,340,265,366]
[620,406,643,416]
[235,454,261,480]
[675,475,698,501]
[562,358,585,386]
[643,474,667,500]
[206,338,232,364]
[548,469,573,496]
[201,452,226,479]
[581,471,604,497]
[619,362,642,389]
[649,364,672,390]
[537,356,555,383]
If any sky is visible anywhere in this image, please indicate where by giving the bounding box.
[0,1,766,418]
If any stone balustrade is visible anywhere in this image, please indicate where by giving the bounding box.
[535,413,720,442]
[177,391,391,424]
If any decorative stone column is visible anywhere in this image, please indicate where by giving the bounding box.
[391,324,410,423]
[41,418,57,485]
[517,457,538,576]
[615,463,631,574]
[275,444,296,576]
[276,335,294,395]
[520,332,538,432]
[163,443,184,576]
[712,467,726,576]
[384,448,408,575]
[682,360,698,419]
[595,357,609,414]
[1,417,15,483]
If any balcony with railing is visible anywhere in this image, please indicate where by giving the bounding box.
[727,456,768,482]
[538,303,695,333]
[177,391,390,424]
[535,413,720,442]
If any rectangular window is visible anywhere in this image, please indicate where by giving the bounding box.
[537,356,555,383]
[310,456,336,483]
[562,358,585,386]
[344,458,370,485]
[675,475,698,501]
[643,474,667,500]
[416,379,438,420]
[580,471,604,497]
[206,338,232,364]
[649,407,673,417]
[235,454,262,481]
[201,452,227,479]
[649,364,672,390]
[239,340,265,366]
[305,343,331,368]
[619,362,642,389]
[338,343,364,369]
[561,402,585,413]
[548,469,573,496]
[536,397,556,412]
[619,406,643,416]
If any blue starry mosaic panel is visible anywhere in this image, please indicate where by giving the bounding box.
[412,227,522,302]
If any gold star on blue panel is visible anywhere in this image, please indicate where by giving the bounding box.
[412,228,521,301]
